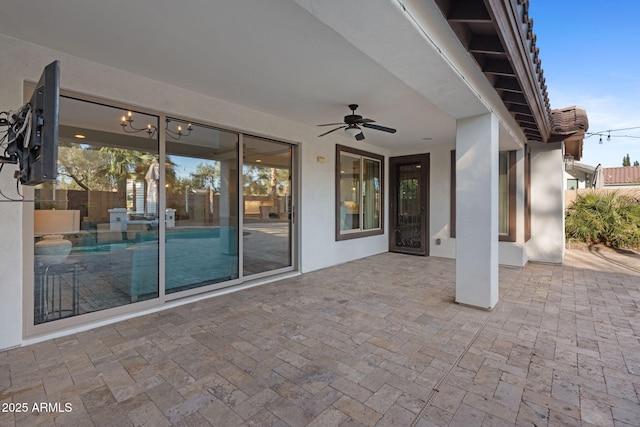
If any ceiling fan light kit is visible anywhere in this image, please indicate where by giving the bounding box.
[317,104,396,141]
[344,125,361,137]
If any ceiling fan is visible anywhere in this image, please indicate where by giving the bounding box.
[317,104,396,141]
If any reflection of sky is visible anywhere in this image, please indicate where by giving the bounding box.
[171,156,210,178]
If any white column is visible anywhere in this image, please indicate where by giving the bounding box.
[455,113,499,309]
[527,142,565,263]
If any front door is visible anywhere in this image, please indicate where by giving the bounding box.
[389,154,429,255]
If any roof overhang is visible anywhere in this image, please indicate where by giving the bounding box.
[0,0,577,152]
[434,0,554,142]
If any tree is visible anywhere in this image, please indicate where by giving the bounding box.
[57,142,109,190]
[190,162,220,192]
[623,153,631,166]
[635,161,640,166]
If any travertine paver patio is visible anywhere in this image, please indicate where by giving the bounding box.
[1,247,639,426]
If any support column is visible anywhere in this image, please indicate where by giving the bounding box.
[527,141,565,263]
[455,113,499,309]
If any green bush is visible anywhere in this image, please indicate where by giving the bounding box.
[565,191,640,249]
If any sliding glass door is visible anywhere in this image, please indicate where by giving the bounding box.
[164,120,239,293]
[33,96,160,324]
[30,96,296,331]
[242,136,293,276]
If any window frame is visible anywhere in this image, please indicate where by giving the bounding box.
[499,150,517,242]
[335,144,384,241]
[450,150,517,242]
[524,145,531,241]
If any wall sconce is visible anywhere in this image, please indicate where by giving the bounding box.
[564,154,574,171]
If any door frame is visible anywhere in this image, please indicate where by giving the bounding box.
[389,153,430,256]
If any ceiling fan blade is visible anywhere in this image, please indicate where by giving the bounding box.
[317,122,347,127]
[354,118,376,124]
[318,126,346,137]
[362,123,396,133]
[355,132,365,141]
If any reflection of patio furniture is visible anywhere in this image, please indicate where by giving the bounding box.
[165,208,176,228]
[259,200,275,218]
[110,208,159,228]
[34,210,80,235]
[34,260,79,323]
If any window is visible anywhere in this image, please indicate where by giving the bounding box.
[335,145,384,240]
[450,150,517,242]
[499,151,516,242]
[567,178,578,190]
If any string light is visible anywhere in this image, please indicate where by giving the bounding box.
[586,125,640,143]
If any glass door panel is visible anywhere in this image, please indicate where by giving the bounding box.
[243,136,292,276]
[34,97,160,324]
[389,154,429,255]
[165,120,239,293]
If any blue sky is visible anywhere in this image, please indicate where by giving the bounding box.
[529,0,640,168]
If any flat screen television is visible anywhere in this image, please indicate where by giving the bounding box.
[4,60,60,185]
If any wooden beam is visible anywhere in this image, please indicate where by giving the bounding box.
[482,59,516,76]
[507,104,533,115]
[469,35,505,54]
[502,92,528,105]
[447,0,492,23]
[494,77,522,93]
[515,114,537,125]
[519,122,539,131]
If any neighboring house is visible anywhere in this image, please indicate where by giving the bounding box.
[603,166,640,189]
[0,1,588,350]
[565,162,597,190]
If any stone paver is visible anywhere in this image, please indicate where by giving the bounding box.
[1,246,639,426]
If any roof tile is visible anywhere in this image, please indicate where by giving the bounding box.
[603,166,640,184]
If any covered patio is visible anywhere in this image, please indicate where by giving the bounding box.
[1,248,639,426]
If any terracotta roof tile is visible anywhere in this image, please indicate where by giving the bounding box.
[550,106,589,134]
[603,166,640,185]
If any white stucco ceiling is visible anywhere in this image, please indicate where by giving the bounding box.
[0,0,500,150]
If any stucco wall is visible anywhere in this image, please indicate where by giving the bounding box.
[527,142,565,263]
[0,36,391,349]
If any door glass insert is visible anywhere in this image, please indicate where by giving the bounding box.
[33,97,160,324]
[242,136,292,276]
[395,163,422,249]
[165,120,239,293]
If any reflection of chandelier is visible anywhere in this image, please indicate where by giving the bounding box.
[165,118,193,140]
[120,111,157,138]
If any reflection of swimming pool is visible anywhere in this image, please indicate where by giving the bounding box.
[71,242,133,254]
[69,227,232,255]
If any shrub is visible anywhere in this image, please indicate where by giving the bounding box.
[565,191,640,249]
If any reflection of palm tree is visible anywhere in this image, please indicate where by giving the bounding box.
[98,148,158,207]
[99,148,158,181]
